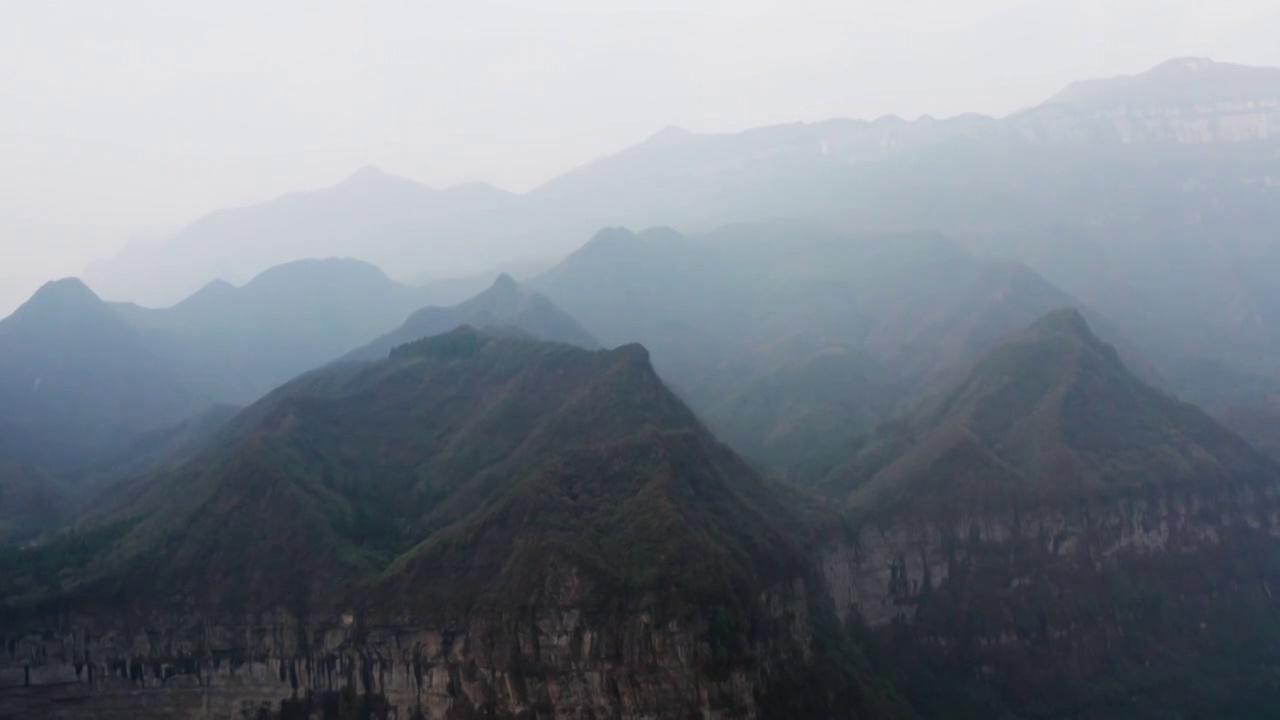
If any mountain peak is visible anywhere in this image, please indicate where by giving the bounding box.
[29,276,99,302]
[244,257,393,291]
[342,272,598,363]
[8,278,106,322]
[576,226,640,257]
[489,272,519,294]
[645,125,694,145]
[823,305,1275,518]
[338,164,407,187]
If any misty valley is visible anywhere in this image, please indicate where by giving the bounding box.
[6,56,1280,719]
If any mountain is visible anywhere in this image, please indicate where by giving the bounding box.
[117,258,432,400]
[820,309,1270,507]
[84,167,527,307]
[86,59,1280,313]
[1046,57,1280,114]
[957,191,1280,405]
[75,61,1280,414]
[533,223,1151,475]
[341,274,598,362]
[0,278,201,464]
[0,328,908,718]
[813,310,1280,717]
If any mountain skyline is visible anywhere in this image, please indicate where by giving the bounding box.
[0,54,1275,312]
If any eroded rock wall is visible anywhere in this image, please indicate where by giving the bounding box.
[819,482,1280,716]
[0,583,820,719]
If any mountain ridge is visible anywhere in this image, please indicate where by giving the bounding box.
[83,57,1280,310]
[0,276,202,465]
[820,308,1277,515]
[341,274,598,363]
[1,327,904,718]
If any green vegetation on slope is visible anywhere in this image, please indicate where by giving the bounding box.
[1,326,913,716]
[6,328,813,616]
[820,308,1277,517]
[532,223,1150,477]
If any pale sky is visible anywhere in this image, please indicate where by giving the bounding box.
[2,0,1278,315]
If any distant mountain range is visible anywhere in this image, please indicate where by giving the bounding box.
[0,278,203,463]
[530,222,1153,475]
[113,257,436,400]
[76,59,1280,421]
[0,255,604,521]
[85,58,1280,302]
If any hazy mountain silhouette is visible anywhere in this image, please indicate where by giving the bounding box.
[1045,57,1280,110]
[84,167,525,307]
[0,278,202,464]
[85,59,1280,317]
[341,274,597,363]
[533,223,1151,474]
[117,258,433,400]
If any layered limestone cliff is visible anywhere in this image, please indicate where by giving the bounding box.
[818,481,1280,714]
[0,581,821,719]
[823,482,1280,626]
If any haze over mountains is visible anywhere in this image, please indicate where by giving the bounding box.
[7,57,1280,718]
[85,58,1280,300]
[530,222,1156,475]
[75,59,1280,415]
[342,273,598,363]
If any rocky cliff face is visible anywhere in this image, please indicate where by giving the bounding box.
[11,480,1279,719]
[1,575,825,720]
[819,480,1280,716]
